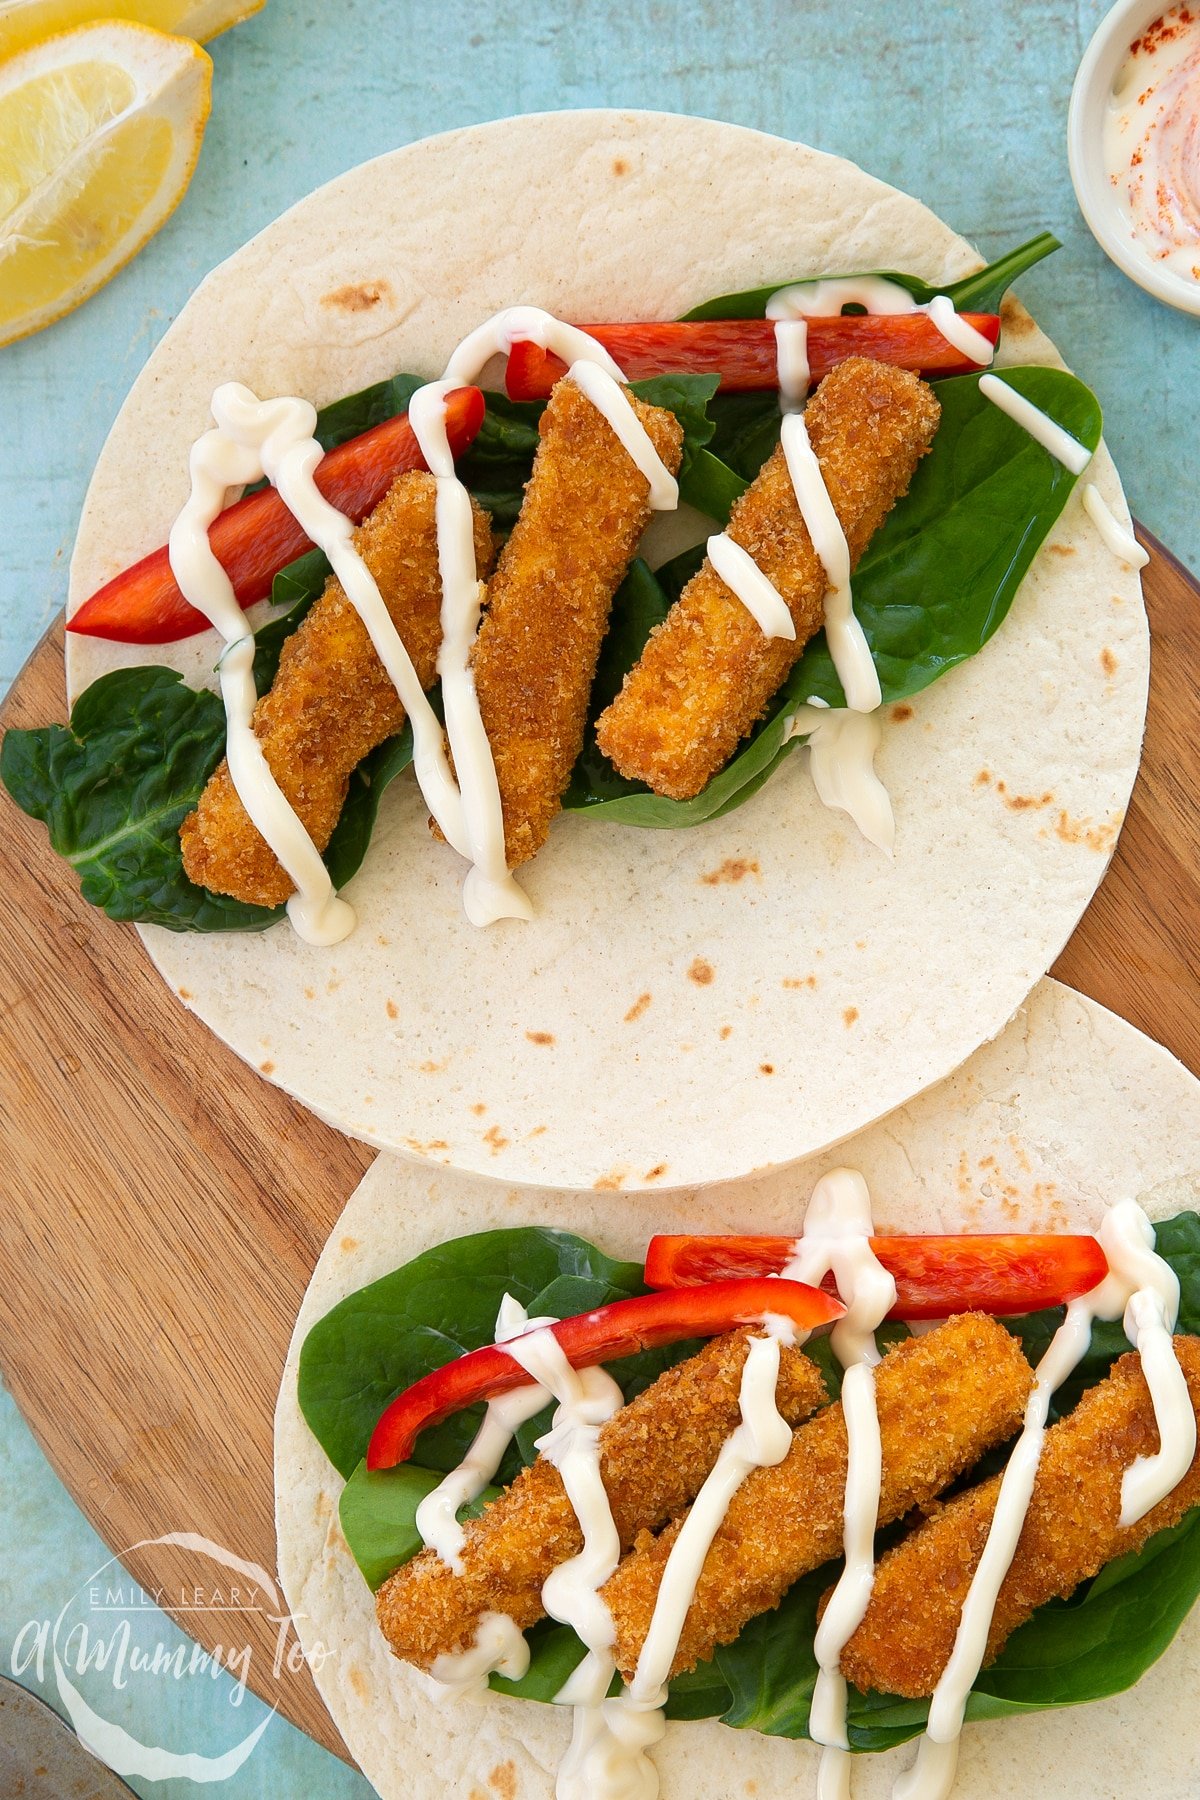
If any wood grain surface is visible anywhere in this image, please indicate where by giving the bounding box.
[0,527,1195,1761]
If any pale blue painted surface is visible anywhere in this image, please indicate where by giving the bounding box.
[1,0,1195,1791]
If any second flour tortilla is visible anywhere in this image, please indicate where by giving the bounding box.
[65,111,1148,1189]
[275,979,1200,1800]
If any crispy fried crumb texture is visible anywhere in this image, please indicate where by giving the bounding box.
[838,1335,1200,1698]
[179,473,493,909]
[473,378,683,866]
[595,357,941,800]
[374,1329,824,1670]
[602,1312,1031,1682]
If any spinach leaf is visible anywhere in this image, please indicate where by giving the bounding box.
[561,366,1101,826]
[684,233,1060,322]
[303,1214,1200,1740]
[0,667,282,933]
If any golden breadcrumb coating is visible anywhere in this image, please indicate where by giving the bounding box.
[473,376,683,866]
[595,357,941,800]
[180,472,493,908]
[602,1313,1032,1683]
[374,1330,825,1671]
[837,1335,1200,1699]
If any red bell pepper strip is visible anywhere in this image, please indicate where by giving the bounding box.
[643,1232,1109,1320]
[366,1277,844,1470]
[67,385,487,645]
[505,313,1000,401]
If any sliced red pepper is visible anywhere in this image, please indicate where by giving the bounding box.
[366,1277,844,1470]
[643,1232,1108,1320]
[505,313,1000,401]
[67,386,487,645]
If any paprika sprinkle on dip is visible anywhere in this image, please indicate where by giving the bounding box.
[1105,4,1200,280]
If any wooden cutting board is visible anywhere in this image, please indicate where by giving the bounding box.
[0,527,1197,1763]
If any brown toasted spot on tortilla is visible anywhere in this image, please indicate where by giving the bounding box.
[612,156,631,176]
[340,1235,359,1253]
[688,957,714,986]
[625,991,652,1022]
[304,985,316,1000]
[1101,646,1119,676]
[386,999,398,1020]
[1046,541,1077,558]
[488,1762,518,1799]
[746,1784,759,1797]
[259,1060,275,1074]
[644,1163,668,1181]
[315,1490,332,1522]
[594,1169,627,1191]
[843,1007,859,1027]
[326,977,341,994]
[321,278,394,314]
[483,1124,509,1155]
[177,986,192,1000]
[996,779,1054,812]
[760,1062,775,1075]
[525,1030,555,1045]
[999,295,1038,337]
[419,1057,449,1073]
[471,1102,487,1116]
[527,1125,547,1139]
[720,1024,733,1040]
[1048,807,1123,853]
[782,974,818,990]
[376,934,390,947]
[700,856,761,885]
[890,702,914,722]
[956,1151,972,1198]
[974,769,991,787]
[346,1663,370,1700]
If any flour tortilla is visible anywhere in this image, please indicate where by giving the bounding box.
[66,112,1148,1191]
[275,978,1200,1799]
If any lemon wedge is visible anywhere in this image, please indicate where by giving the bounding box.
[0,21,211,346]
[0,1,262,61]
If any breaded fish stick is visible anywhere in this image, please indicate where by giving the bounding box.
[838,1336,1200,1700]
[375,1329,825,1671]
[180,472,493,908]
[595,357,940,800]
[472,377,683,866]
[602,1313,1032,1683]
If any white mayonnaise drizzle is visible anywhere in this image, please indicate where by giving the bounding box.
[429,1610,530,1699]
[764,275,996,377]
[895,1199,1192,1800]
[781,1172,897,1800]
[415,1294,556,1573]
[766,276,930,320]
[784,701,895,853]
[705,533,796,640]
[977,373,1092,475]
[565,1333,795,1800]
[781,411,880,712]
[503,1325,625,1654]
[924,295,996,365]
[1081,483,1149,569]
[168,391,360,947]
[774,318,811,411]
